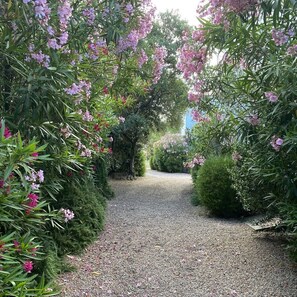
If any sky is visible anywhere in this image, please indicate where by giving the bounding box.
[151,0,199,25]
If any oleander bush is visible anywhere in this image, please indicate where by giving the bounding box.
[0,122,61,296]
[151,133,188,173]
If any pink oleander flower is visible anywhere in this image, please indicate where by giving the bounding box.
[83,7,95,25]
[188,92,201,103]
[4,127,12,138]
[270,135,284,151]
[109,136,113,142]
[192,27,205,43]
[31,183,40,190]
[61,126,71,138]
[31,152,38,158]
[232,151,242,161]
[265,91,278,103]
[138,49,148,68]
[125,3,134,14]
[191,110,210,122]
[36,170,44,183]
[82,110,93,122]
[23,261,33,273]
[152,46,167,84]
[193,155,206,165]
[287,45,297,56]
[0,180,4,188]
[27,193,39,208]
[60,208,75,222]
[28,50,50,68]
[247,114,260,126]
[119,116,125,123]
[271,29,289,46]
[80,148,92,157]
[58,0,72,31]
[47,38,61,50]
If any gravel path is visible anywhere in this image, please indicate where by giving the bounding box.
[58,170,297,297]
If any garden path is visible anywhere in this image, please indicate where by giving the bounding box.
[58,170,297,297]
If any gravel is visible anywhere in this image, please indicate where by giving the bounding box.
[58,170,297,297]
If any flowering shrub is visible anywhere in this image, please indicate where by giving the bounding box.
[179,0,297,255]
[0,122,62,296]
[150,134,188,173]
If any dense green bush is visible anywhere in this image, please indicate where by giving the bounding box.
[195,156,244,218]
[134,150,146,177]
[51,177,106,256]
[151,134,188,173]
[93,157,114,199]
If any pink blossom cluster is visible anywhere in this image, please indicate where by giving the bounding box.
[82,110,94,122]
[264,91,278,103]
[125,3,134,15]
[119,116,125,123]
[64,80,91,105]
[188,92,201,103]
[25,49,50,68]
[271,29,289,46]
[117,3,155,52]
[232,151,242,161]
[184,154,206,168]
[77,139,92,158]
[287,45,297,56]
[152,46,167,84]
[155,134,187,153]
[270,136,284,152]
[23,260,34,273]
[247,114,260,126]
[191,110,210,123]
[60,208,75,222]
[60,126,72,138]
[0,123,12,139]
[25,169,44,191]
[27,193,39,212]
[192,27,206,43]
[43,0,72,49]
[87,40,107,60]
[83,8,96,26]
[138,49,148,68]
[177,44,207,79]
[23,0,51,26]
[225,0,258,13]
[197,0,257,28]
[57,0,72,32]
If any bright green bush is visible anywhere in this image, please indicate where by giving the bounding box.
[195,156,244,218]
[134,150,146,177]
[151,134,188,173]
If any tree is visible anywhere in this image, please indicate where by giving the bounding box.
[110,11,191,176]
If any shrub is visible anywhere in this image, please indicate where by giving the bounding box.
[134,150,146,177]
[51,177,106,256]
[195,156,244,218]
[93,157,114,199]
[150,133,188,173]
[0,122,60,296]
